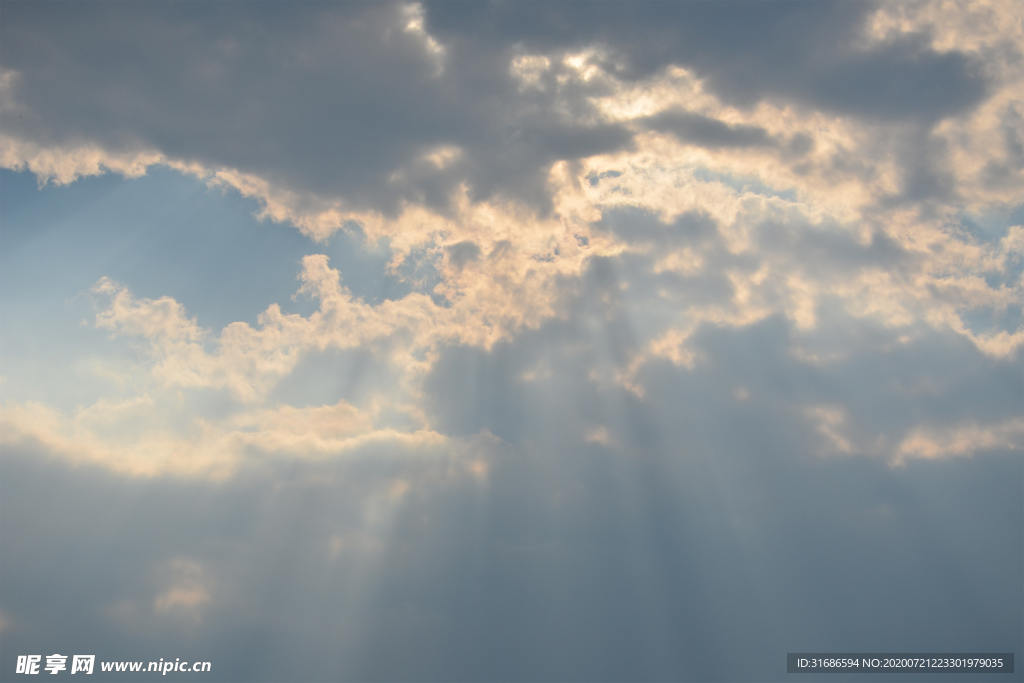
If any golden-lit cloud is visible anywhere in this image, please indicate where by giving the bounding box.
[1,0,1021,481]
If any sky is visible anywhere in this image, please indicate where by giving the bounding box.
[0,1,1022,681]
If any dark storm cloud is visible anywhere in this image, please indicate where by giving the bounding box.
[643,110,777,149]
[0,1,990,219]
[444,240,482,272]
[0,1,631,215]
[424,1,988,122]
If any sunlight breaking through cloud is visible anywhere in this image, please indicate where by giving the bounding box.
[1,2,1021,680]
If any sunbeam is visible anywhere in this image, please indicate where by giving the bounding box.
[2,2,1022,681]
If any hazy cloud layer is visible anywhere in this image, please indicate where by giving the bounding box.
[1,1,1022,681]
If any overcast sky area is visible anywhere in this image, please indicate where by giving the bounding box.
[1,2,1022,681]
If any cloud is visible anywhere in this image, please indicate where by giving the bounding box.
[1,1,632,220]
[2,0,1019,232]
[896,418,1024,462]
[3,150,1019,480]
[425,1,989,120]
[1,2,1022,680]
[642,110,777,150]
[2,385,1020,680]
